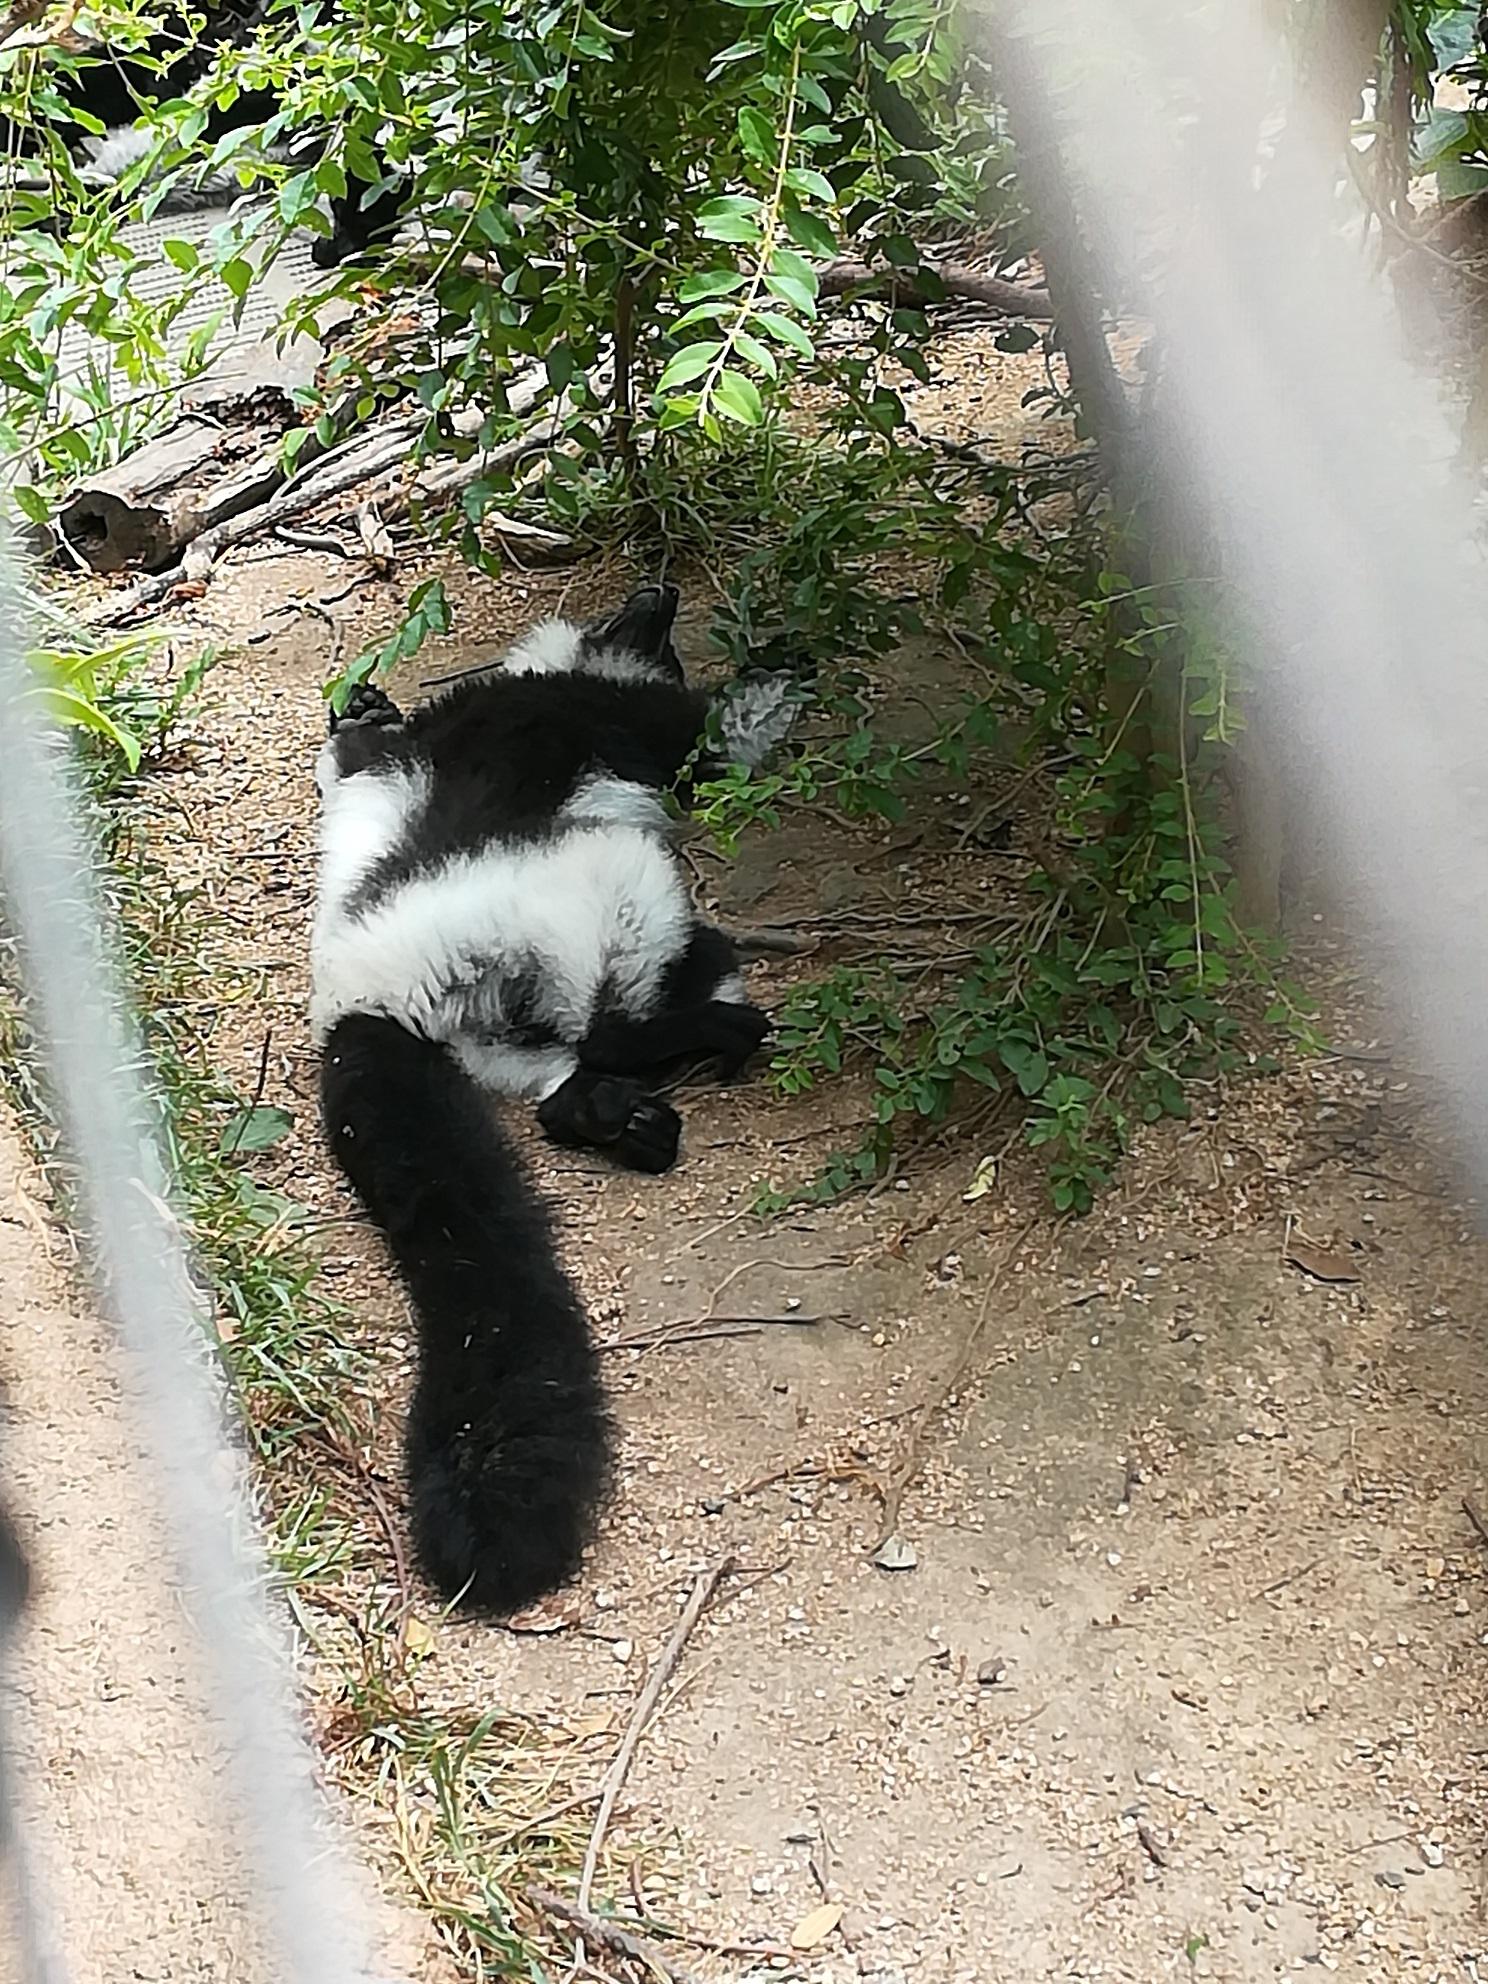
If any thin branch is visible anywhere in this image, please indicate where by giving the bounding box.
[576,1558,734,1913]
[526,1889,710,1984]
[818,255,1054,319]
[873,1216,1041,1548]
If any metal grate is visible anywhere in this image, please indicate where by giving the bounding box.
[53,202,330,401]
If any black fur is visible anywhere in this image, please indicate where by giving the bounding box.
[581,924,769,1082]
[334,673,708,910]
[536,1070,682,1173]
[314,176,412,269]
[320,1012,613,1613]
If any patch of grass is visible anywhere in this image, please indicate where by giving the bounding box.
[325,1670,645,1976]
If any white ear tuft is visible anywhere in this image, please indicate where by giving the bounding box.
[502,619,585,676]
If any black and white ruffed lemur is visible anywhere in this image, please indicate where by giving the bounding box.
[311,583,790,1615]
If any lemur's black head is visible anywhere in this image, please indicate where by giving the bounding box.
[581,582,685,685]
[501,581,687,689]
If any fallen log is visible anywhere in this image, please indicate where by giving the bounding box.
[817,256,1055,318]
[53,408,290,574]
[84,366,566,624]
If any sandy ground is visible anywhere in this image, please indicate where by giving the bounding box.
[4,325,1488,1983]
[0,1118,444,1984]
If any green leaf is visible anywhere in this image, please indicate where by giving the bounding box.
[785,166,836,205]
[658,341,723,392]
[163,238,199,272]
[737,104,775,162]
[752,309,814,358]
[765,247,819,315]
[698,194,761,217]
[277,170,318,225]
[1436,154,1488,198]
[711,368,763,426]
[784,207,837,258]
[672,299,735,331]
[733,330,778,378]
[998,1040,1050,1097]
[679,269,747,303]
[219,256,253,302]
[30,685,141,768]
[220,1104,295,1156]
[11,484,48,525]
[698,210,762,244]
[1415,106,1470,167]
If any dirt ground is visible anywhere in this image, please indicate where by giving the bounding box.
[0,1115,443,1984]
[5,325,1488,1984]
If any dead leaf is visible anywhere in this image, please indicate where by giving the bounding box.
[872,1533,918,1572]
[790,1902,844,1951]
[1284,1231,1361,1285]
[356,501,396,576]
[402,1616,436,1659]
[504,1596,582,1635]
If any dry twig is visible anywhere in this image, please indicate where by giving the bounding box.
[604,1314,834,1353]
[872,1215,1040,1548]
[818,256,1055,317]
[576,1559,734,1912]
[527,1888,710,1984]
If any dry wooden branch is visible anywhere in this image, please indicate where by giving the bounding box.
[577,1558,733,1913]
[82,364,558,623]
[818,256,1054,319]
[722,924,814,958]
[604,1314,832,1353]
[526,1888,710,1984]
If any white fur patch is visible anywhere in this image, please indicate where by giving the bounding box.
[713,972,749,1005]
[501,616,670,686]
[310,824,693,1079]
[502,619,585,676]
[452,1039,577,1103]
[312,753,430,929]
[83,126,157,180]
[560,774,671,836]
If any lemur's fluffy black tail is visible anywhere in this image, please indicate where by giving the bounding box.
[320,1015,612,1613]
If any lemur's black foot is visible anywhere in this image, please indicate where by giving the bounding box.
[328,681,404,736]
[537,1071,682,1175]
